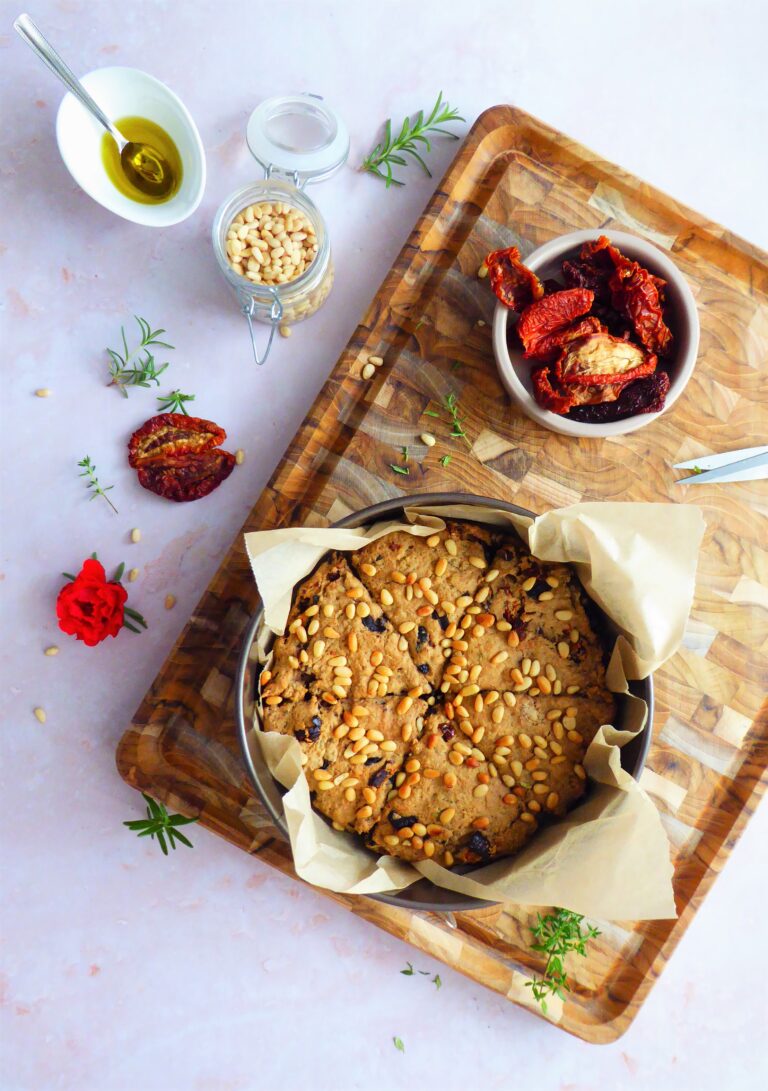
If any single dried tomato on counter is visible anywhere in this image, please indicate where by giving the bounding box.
[485,246,544,310]
[553,331,657,387]
[517,288,594,360]
[128,413,236,502]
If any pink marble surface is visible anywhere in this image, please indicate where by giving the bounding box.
[2,1,767,1088]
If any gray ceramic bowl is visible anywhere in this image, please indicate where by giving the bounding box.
[235,493,653,912]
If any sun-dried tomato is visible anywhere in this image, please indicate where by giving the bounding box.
[568,370,671,423]
[531,367,576,414]
[554,332,657,387]
[485,246,544,310]
[532,365,630,415]
[562,236,672,355]
[517,288,594,360]
[609,261,673,356]
[128,413,235,502]
[521,315,604,363]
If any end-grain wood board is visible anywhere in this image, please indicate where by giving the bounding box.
[117,106,768,1043]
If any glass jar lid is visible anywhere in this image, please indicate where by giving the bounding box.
[246,94,349,185]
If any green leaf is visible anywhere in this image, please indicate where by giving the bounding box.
[400,962,414,976]
[432,974,442,989]
[168,828,193,849]
[393,1037,405,1053]
[439,455,451,467]
[390,464,409,476]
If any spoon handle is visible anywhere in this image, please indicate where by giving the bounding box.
[14,13,125,148]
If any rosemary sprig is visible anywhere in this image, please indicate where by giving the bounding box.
[123,792,198,855]
[157,389,195,415]
[525,909,601,1014]
[361,91,464,187]
[77,456,117,513]
[106,316,174,397]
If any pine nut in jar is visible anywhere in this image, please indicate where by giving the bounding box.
[212,94,348,365]
[213,181,334,329]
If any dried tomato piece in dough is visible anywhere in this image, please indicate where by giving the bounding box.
[128,413,235,502]
[485,246,544,310]
[553,332,657,387]
[517,288,594,360]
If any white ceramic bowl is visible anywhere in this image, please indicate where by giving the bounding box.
[492,230,699,438]
[55,66,206,227]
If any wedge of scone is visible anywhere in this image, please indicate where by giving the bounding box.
[350,520,500,687]
[445,542,612,701]
[261,552,424,706]
[422,688,615,820]
[263,696,427,834]
[369,731,538,867]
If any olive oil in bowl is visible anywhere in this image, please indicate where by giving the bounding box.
[101,116,182,203]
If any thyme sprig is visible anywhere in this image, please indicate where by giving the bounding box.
[157,389,195,415]
[361,92,464,187]
[77,456,117,513]
[106,316,174,397]
[390,445,410,476]
[525,909,601,1014]
[423,391,473,451]
[123,792,198,855]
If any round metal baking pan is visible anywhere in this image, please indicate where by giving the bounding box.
[235,492,653,912]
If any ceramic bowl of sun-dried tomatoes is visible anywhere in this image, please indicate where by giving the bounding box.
[490,230,699,437]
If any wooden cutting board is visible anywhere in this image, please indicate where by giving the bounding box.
[117,105,768,1043]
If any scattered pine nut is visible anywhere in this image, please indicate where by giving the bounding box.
[477,319,486,327]
[279,324,291,338]
[128,568,140,582]
[164,594,176,610]
[368,355,384,366]
[44,646,59,656]
[130,528,141,543]
[33,707,47,723]
[478,262,488,278]
[34,388,52,397]
[420,432,436,447]
[235,449,245,465]
[361,362,375,380]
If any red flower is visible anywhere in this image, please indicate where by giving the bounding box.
[56,559,128,646]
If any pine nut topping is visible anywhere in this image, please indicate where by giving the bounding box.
[558,641,570,658]
[445,539,458,556]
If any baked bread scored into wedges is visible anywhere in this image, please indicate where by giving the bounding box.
[260,520,616,869]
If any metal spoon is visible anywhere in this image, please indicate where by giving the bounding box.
[14,13,173,198]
